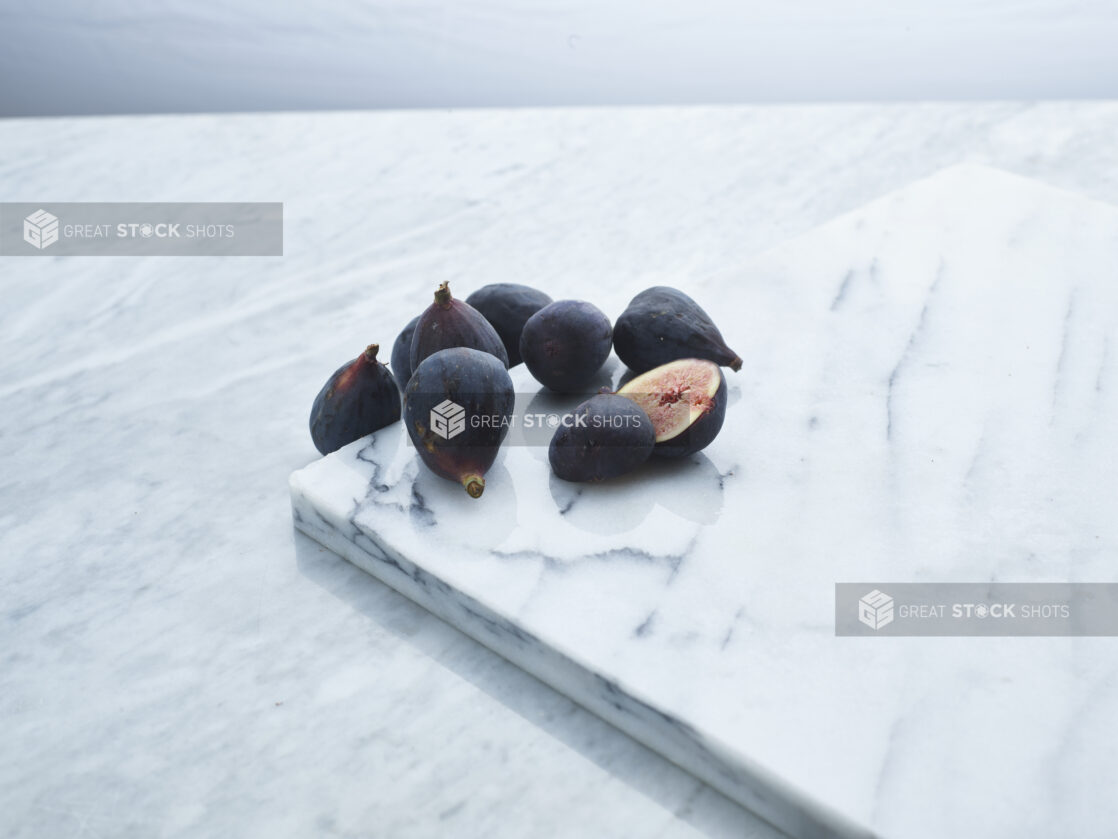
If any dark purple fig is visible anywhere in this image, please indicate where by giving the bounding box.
[616,358,727,458]
[549,394,655,482]
[410,282,509,372]
[519,300,612,393]
[404,347,514,498]
[309,344,401,455]
[390,315,420,392]
[466,283,553,367]
[613,286,742,374]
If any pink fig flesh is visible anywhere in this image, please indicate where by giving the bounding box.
[616,358,727,457]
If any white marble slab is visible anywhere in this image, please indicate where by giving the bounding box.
[291,165,1118,839]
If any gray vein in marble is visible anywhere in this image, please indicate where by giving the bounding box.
[885,259,945,443]
[1097,335,1110,394]
[829,269,856,311]
[1052,290,1077,419]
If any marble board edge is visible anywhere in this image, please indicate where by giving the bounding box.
[289,466,874,839]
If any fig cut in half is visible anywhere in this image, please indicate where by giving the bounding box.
[616,358,727,458]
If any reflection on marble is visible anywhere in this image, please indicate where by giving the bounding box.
[292,166,1118,839]
[7,104,1118,839]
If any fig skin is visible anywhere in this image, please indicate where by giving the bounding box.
[309,344,402,455]
[390,315,420,392]
[519,300,612,393]
[613,286,743,374]
[404,347,515,498]
[548,394,655,482]
[466,283,553,367]
[617,359,728,458]
[411,282,509,372]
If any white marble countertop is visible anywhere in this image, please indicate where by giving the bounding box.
[4,102,1118,838]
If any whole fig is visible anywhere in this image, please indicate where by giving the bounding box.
[411,282,509,371]
[519,300,612,393]
[613,286,742,374]
[390,315,420,392]
[404,347,514,498]
[466,283,553,367]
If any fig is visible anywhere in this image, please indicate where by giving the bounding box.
[613,286,742,374]
[616,358,727,458]
[519,300,612,393]
[466,283,553,367]
[548,394,655,482]
[404,347,515,498]
[309,344,402,455]
[410,282,509,372]
[390,315,420,392]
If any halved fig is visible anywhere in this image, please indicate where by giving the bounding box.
[309,344,401,455]
[548,393,655,482]
[616,358,727,457]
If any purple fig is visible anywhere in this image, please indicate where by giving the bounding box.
[613,286,742,374]
[404,347,515,498]
[519,300,612,393]
[309,344,401,455]
[410,282,509,372]
[390,315,420,392]
[466,283,553,367]
[548,393,655,482]
[616,358,727,457]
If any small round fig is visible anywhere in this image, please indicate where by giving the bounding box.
[404,347,515,498]
[466,283,553,367]
[390,315,420,392]
[548,394,655,482]
[616,358,727,457]
[520,300,612,393]
[411,282,509,371]
[309,344,401,455]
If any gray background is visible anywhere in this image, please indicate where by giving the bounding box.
[2,0,1117,117]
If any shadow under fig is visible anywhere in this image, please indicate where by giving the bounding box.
[547,452,726,535]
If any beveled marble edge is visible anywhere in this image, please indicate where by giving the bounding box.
[290,469,874,839]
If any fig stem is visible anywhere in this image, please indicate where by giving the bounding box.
[729,355,743,372]
[462,474,485,498]
[434,282,452,307]
[364,343,380,362]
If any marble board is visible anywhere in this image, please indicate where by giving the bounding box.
[290,166,1118,839]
